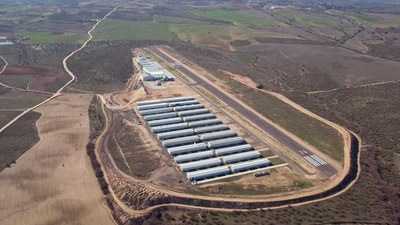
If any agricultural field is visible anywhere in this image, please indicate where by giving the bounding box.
[238,43,400,90]
[0,111,41,171]
[92,19,177,41]
[0,94,114,225]
[187,9,283,27]
[0,110,21,128]
[17,32,88,44]
[0,87,50,109]
[0,74,34,89]
[68,41,159,93]
[273,8,352,39]
[1,0,400,225]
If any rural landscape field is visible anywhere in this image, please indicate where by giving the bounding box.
[0,0,399,224]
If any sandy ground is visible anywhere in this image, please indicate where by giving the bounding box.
[0,94,115,225]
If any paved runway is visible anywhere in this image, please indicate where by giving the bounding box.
[149,47,337,178]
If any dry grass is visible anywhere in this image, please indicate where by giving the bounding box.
[0,94,114,225]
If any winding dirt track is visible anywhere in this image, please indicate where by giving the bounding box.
[0,6,117,134]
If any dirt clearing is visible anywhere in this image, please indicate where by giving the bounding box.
[0,94,114,225]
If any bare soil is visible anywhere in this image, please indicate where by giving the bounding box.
[0,94,114,225]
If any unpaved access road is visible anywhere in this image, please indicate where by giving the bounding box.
[0,94,114,225]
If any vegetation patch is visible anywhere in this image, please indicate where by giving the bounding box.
[68,40,167,93]
[17,32,87,44]
[0,74,34,89]
[92,18,177,41]
[88,95,105,141]
[0,111,41,171]
[340,11,380,24]
[275,9,343,29]
[0,87,50,109]
[232,52,256,64]
[187,9,281,27]
[0,110,21,128]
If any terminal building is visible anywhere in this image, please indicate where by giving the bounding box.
[136,57,174,81]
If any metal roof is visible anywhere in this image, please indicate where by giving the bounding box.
[151,122,189,133]
[139,107,173,116]
[178,108,209,116]
[174,150,214,163]
[137,96,194,106]
[157,128,195,140]
[207,137,245,148]
[137,102,169,111]
[148,117,182,127]
[200,130,236,141]
[179,158,222,172]
[188,119,221,127]
[215,144,253,156]
[186,166,230,181]
[221,151,261,164]
[162,135,200,147]
[143,112,178,121]
[194,124,229,134]
[183,113,215,122]
[173,104,204,111]
[168,100,198,107]
[167,143,208,155]
[230,158,271,173]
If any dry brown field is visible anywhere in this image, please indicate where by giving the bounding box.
[0,94,114,225]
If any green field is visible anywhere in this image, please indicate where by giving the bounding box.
[168,20,292,49]
[341,11,380,24]
[18,32,88,44]
[0,74,35,89]
[0,111,41,171]
[187,9,280,27]
[275,9,343,28]
[232,52,256,64]
[93,18,177,41]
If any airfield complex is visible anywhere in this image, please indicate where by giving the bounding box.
[136,96,275,184]
[129,51,340,187]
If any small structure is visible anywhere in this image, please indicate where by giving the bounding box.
[0,40,14,46]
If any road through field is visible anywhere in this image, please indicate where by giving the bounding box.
[0,95,115,225]
[148,47,338,177]
[0,6,118,134]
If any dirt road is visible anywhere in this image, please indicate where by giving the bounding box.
[0,6,118,134]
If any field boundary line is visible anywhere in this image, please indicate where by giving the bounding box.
[0,6,118,134]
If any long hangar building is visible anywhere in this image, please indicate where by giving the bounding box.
[136,96,273,184]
